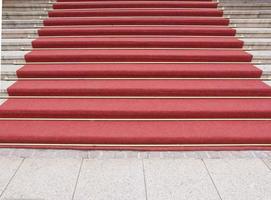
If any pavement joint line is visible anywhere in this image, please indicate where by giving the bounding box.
[71,158,84,200]
[141,159,149,200]
[261,159,271,171]
[0,158,25,199]
[201,159,223,200]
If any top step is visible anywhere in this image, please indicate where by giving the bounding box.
[53,1,218,9]
[56,0,213,1]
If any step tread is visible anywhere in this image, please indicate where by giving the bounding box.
[1,98,271,118]
[24,49,253,62]
[43,17,229,26]
[0,120,270,145]
[38,26,236,36]
[7,79,271,96]
[14,63,262,78]
[31,37,244,48]
[53,1,218,9]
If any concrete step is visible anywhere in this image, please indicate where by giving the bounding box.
[3,38,271,51]
[1,50,271,64]
[237,28,271,37]
[1,63,271,80]
[2,11,48,20]
[4,19,271,29]
[3,10,271,20]
[2,20,43,29]
[3,28,271,39]
[1,29,37,39]
[3,4,271,12]
[2,80,271,95]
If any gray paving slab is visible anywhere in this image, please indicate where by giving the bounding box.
[73,159,146,200]
[0,157,22,196]
[0,158,82,200]
[143,158,221,200]
[204,158,271,200]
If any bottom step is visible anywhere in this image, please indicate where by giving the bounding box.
[0,120,270,150]
[1,98,271,118]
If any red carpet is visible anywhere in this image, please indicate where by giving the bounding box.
[1,0,271,150]
[38,26,236,36]
[1,99,271,119]
[44,17,229,26]
[48,8,223,17]
[16,63,262,78]
[0,121,270,149]
[53,2,218,9]
[57,0,214,2]
[8,80,271,96]
[25,49,252,62]
[32,37,243,48]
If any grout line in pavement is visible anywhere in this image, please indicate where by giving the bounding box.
[0,158,25,198]
[141,159,149,200]
[260,158,271,171]
[71,158,84,200]
[201,159,223,200]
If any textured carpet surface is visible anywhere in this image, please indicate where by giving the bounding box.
[53,1,218,9]
[1,99,271,118]
[16,63,262,78]
[32,37,243,48]
[38,26,236,36]
[44,17,229,26]
[0,120,270,145]
[25,49,252,62]
[48,8,223,17]
[8,80,271,96]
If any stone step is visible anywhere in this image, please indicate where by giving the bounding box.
[1,50,271,64]
[2,80,271,94]
[3,10,271,20]
[1,64,270,80]
[1,29,37,39]
[3,18,271,29]
[3,4,271,12]
[3,38,271,51]
[3,28,271,39]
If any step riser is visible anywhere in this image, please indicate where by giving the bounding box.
[4,33,271,39]
[4,15,271,20]
[3,21,271,28]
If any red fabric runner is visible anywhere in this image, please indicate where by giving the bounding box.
[1,0,270,150]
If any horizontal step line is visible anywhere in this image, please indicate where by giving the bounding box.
[34,25,231,28]
[0,118,271,121]
[4,77,271,81]
[21,47,250,50]
[0,143,270,148]
[2,96,271,99]
[13,61,268,65]
[24,35,247,38]
[39,16,230,19]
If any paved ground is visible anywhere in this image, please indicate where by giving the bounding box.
[0,149,270,200]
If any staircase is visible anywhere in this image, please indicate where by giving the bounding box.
[1,0,271,150]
